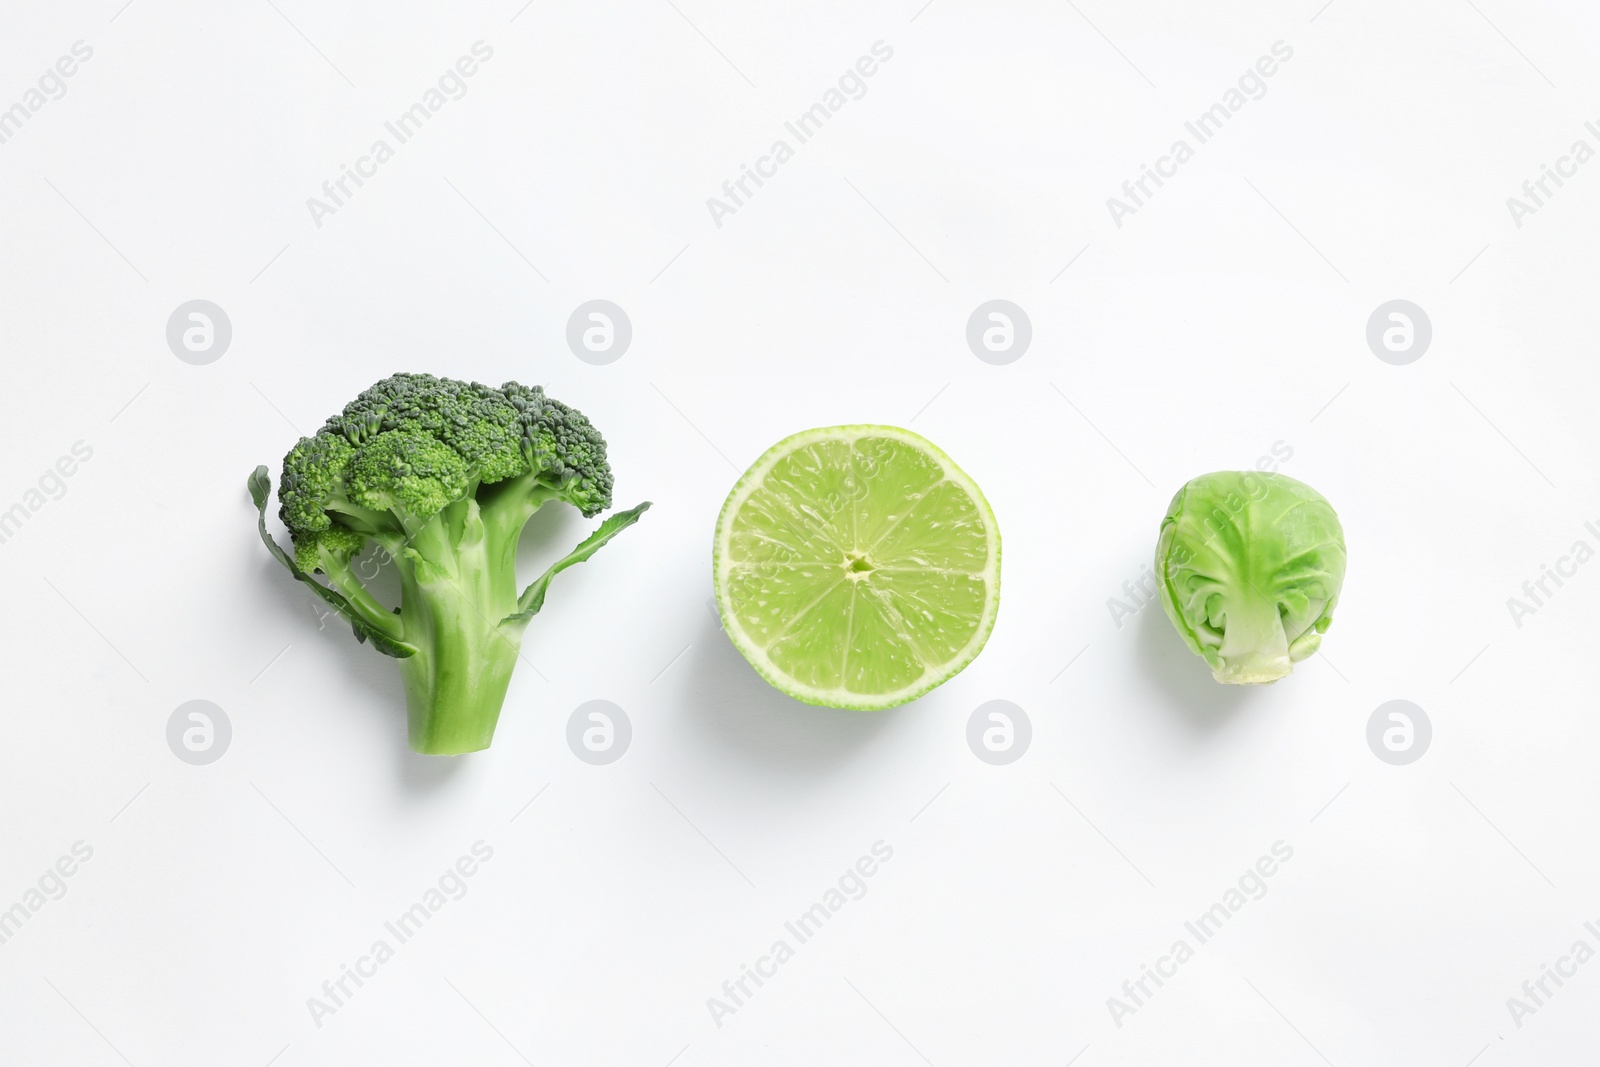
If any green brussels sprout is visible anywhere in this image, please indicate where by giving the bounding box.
[1155,471,1346,684]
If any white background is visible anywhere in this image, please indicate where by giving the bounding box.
[1,1,1598,1064]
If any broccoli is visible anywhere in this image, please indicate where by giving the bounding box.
[249,374,649,754]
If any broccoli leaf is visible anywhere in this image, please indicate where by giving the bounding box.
[506,501,652,623]
[249,466,418,659]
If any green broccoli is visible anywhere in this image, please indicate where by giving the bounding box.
[249,374,649,754]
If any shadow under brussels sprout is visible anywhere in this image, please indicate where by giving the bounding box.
[678,622,903,777]
[1135,594,1257,729]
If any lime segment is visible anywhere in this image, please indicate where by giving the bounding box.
[713,426,1001,710]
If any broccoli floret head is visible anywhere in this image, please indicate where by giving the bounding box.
[279,374,617,548]
[502,380,614,517]
[293,525,367,574]
[279,431,354,537]
[327,373,526,483]
[345,429,473,520]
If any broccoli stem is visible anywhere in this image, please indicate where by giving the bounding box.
[397,595,529,754]
[478,474,562,590]
[388,501,529,754]
[320,556,406,642]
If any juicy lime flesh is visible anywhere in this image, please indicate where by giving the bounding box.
[720,432,996,705]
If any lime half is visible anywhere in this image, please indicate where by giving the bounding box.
[713,425,1001,710]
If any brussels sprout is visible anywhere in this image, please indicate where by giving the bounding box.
[1155,471,1346,684]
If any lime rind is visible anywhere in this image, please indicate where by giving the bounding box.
[713,425,1001,710]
